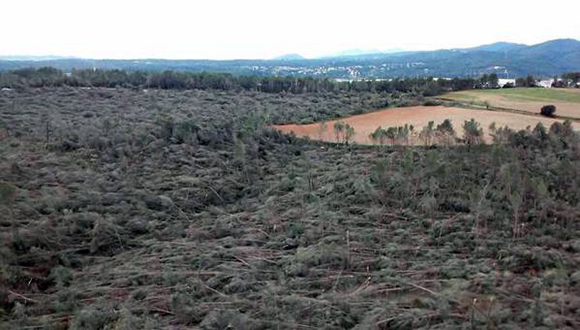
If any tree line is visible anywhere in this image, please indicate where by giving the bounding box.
[3,67,576,95]
[0,67,505,95]
[326,117,575,150]
[514,72,580,88]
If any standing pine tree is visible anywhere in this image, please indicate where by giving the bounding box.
[463,119,484,148]
[333,121,345,144]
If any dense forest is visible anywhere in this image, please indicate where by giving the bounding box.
[4,67,573,98]
[1,84,579,329]
[0,67,482,94]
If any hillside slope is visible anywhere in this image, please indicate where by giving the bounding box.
[1,39,579,78]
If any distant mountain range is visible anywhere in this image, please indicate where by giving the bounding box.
[1,39,579,79]
[273,54,306,61]
[0,55,77,61]
[459,42,527,53]
[319,48,406,59]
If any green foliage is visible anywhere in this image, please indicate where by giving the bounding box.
[50,266,73,289]
[489,122,514,144]
[369,124,412,146]
[1,87,579,329]
[435,119,456,146]
[316,121,328,140]
[516,75,537,87]
[175,120,200,144]
[344,123,356,144]
[463,118,484,146]
[540,104,556,117]
[0,182,16,204]
[479,73,499,88]
[0,67,483,96]
[70,303,118,330]
[369,126,387,145]
[419,121,435,146]
[562,71,580,84]
[448,87,580,105]
[333,120,345,143]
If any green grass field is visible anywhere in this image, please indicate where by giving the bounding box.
[441,88,580,119]
[445,88,580,104]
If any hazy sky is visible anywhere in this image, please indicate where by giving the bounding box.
[2,0,580,60]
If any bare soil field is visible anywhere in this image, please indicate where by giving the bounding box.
[443,88,580,119]
[273,105,578,145]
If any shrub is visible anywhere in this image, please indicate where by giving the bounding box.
[540,105,556,117]
[423,99,442,106]
[200,309,252,330]
[0,182,17,204]
[70,303,118,330]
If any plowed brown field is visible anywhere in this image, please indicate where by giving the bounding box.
[273,106,578,145]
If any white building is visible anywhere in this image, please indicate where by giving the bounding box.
[537,79,554,88]
[497,79,516,88]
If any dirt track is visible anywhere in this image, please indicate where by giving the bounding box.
[273,106,578,145]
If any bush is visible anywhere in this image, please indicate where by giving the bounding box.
[423,99,442,106]
[0,182,17,204]
[540,105,556,117]
[70,304,118,330]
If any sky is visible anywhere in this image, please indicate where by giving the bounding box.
[2,0,580,60]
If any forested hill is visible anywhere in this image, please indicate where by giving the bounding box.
[1,39,579,79]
